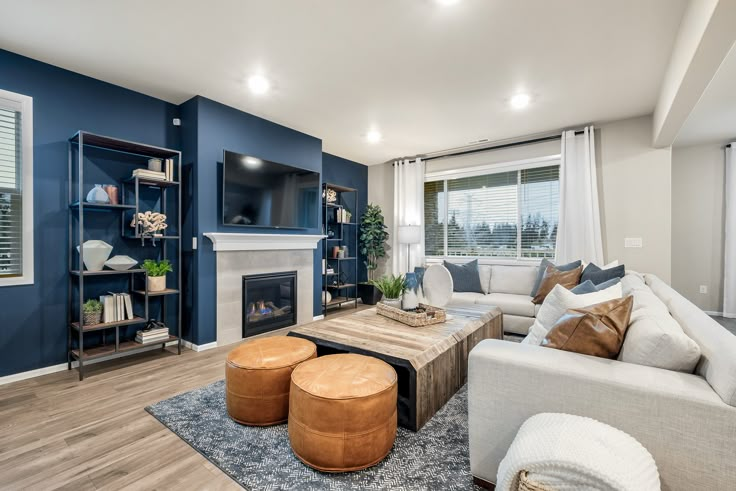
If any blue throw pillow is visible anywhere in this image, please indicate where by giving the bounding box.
[443,260,484,294]
[581,263,625,285]
[570,277,620,294]
[530,259,582,296]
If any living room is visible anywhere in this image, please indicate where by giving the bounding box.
[1,1,735,490]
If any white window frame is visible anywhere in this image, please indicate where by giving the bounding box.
[424,154,560,265]
[0,89,34,287]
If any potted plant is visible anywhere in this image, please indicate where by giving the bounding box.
[370,274,406,309]
[358,203,389,305]
[142,259,173,292]
[83,299,103,325]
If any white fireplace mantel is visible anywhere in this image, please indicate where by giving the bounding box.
[203,232,325,252]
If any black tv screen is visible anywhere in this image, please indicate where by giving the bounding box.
[222,150,319,229]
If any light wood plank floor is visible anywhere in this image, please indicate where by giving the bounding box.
[0,305,367,490]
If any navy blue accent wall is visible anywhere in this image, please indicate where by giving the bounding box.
[322,153,369,283]
[183,97,323,345]
[0,49,178,377]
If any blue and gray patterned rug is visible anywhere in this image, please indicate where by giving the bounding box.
[146,380,480,490]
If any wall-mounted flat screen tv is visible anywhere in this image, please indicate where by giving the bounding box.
[222,150,319,229]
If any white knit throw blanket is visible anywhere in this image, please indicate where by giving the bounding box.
[497,413,660,491]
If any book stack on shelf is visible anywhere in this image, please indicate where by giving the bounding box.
[135,326,169,345]
[100,293,134,322]
[132,168,167,182]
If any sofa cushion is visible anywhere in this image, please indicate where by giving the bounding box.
[478,265,492,294]
[526,283,623,345]
[571,277,621,294]
[542,296,634,359]
[449,292,486,305]
[444,260,484,293]
[645,274,736,406]
[581,263,626,285]
[490,265,538,295]
[477,292,536,317]
[532,265,582,304]
[530,259,582,297]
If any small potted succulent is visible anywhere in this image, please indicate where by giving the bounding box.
[142,259,173,292]
[370,274,407,310]
[83,299,103,325]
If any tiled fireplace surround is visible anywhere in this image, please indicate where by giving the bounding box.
[204,233,324,346]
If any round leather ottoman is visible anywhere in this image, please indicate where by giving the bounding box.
[226,336,316,426]
[288,353,398,472]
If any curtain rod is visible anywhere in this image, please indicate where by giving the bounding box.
[393,129,586,165]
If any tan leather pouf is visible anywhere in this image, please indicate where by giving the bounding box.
[288,353,398,472]
[226,336,316,426]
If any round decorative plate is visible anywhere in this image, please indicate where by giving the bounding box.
[422,265,454,307]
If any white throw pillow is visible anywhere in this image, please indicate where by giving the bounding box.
[526,283,623,345]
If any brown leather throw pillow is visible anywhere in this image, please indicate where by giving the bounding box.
[541,295,634,359]
[532,264,583,304]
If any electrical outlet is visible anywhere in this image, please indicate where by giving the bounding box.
[192,237,198,250]
[624,237,643,248]
[699,285,708,294]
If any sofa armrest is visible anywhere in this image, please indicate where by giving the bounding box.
[468,339,736,491]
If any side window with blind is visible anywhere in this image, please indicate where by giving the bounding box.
[424,163,559,259]
[0,89,33,286]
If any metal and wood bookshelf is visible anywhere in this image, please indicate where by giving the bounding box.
[67,131,182,380]
[322,182,359,315]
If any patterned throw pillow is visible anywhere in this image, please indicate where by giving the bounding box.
[542,296,634,359]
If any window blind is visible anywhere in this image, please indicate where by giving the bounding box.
[424,163,559,259]
[0,107,22,277]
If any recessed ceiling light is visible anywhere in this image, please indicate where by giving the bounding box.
[247,75,270,95]
[510,93,531,109]
[365,130,382,144]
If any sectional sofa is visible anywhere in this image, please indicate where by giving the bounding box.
[467,272,736,490]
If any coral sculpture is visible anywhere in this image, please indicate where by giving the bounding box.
[131,211,168,235]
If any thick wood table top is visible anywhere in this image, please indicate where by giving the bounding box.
[290,304,502,371]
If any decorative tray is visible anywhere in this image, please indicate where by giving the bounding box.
[376,302,446,327]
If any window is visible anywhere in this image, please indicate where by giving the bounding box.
[424,159,559,260]
[0,89,33,286]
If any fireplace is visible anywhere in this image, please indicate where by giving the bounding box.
[242,271,297,337]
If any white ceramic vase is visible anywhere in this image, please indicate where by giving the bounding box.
[147,275,166,292]
[86,184,110,204]
[381,297,402,309]
[76,240,113,271]
[104,255,138,271]
[402,290,419,310]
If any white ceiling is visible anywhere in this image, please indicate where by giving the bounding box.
[675,41,736,147]
[0,0,687,164]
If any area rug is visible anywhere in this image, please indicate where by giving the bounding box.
[146,381,481,490]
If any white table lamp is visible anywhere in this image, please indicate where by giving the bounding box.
[398,225,422,272]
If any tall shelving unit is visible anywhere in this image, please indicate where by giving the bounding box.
[68,131,182,381]
[322,183,359,315]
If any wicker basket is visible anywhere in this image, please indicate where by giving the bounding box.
[517,471,555,491]
[83,310,102,325]
[376,302,446,327]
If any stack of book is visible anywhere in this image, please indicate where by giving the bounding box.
[163,158,175,181]
[100,293,134,323]
[132,168,166,182]
[135,326,169,345]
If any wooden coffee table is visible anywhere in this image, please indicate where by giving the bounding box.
[288,304,502,431]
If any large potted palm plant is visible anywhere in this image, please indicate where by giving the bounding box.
[358,203,389,305]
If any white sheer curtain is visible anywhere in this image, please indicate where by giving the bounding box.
[555,126,604,264]
[392,158,425,274]
[724,143,736,318]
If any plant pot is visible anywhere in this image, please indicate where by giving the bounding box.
[358,283,383,305]
[381,297,401,309]
[83,310,102,325]
[147,275,166,292]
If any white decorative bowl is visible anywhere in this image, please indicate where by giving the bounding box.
[105,255,138,271]
[76,240,113,272]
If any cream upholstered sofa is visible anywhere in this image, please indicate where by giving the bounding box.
[467,273,736,490]
[445,263,540,335]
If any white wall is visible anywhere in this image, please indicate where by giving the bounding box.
[671,143,725,312]
[367,162,395,277]
[597,115,672,282]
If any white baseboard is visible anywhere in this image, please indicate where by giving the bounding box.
[181,339,218,352]
[704,310,724,316]
[0,340,181,386]
[312,315,325,321]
